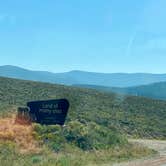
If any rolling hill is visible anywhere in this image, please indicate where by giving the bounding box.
[111,82,166,100]
[0,76,166,139]
[75,82,166,100]
[1,65,166,87]
[0,76,165,165]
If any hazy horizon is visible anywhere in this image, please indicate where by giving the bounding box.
[1,64,166,74]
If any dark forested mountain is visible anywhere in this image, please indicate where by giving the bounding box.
[1,65,166,87]
[75,82,166,100]
[0,76,166,139]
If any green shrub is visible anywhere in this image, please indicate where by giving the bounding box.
[63,121,91,150]
[33,124,66,152]
[33,121,128,151]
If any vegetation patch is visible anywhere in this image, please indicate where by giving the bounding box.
[0,115,40,153]
[0,139,156,166]
[0,77,166,139]
[0,77,162,165]
[33,121,127,151]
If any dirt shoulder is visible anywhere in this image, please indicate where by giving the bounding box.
[113,139,166,166]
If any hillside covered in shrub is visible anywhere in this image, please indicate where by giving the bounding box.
[0,76,164,165]
[0,76,166,139]
[75,82,166,100]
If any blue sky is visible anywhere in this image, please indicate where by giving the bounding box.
[0,0,166,73]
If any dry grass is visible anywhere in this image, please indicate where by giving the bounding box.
[0,114,40,154]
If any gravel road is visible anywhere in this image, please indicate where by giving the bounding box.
[113,139,166,166]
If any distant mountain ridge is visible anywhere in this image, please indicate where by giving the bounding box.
[111,81,166,100]
[74,82,166,100]
[1,65,166,87]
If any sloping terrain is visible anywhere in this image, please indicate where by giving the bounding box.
[0,76,166,139]
[0,114,40,153]
[0,76,165,166]
[75,82,166,100]
[111,82,166,100]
